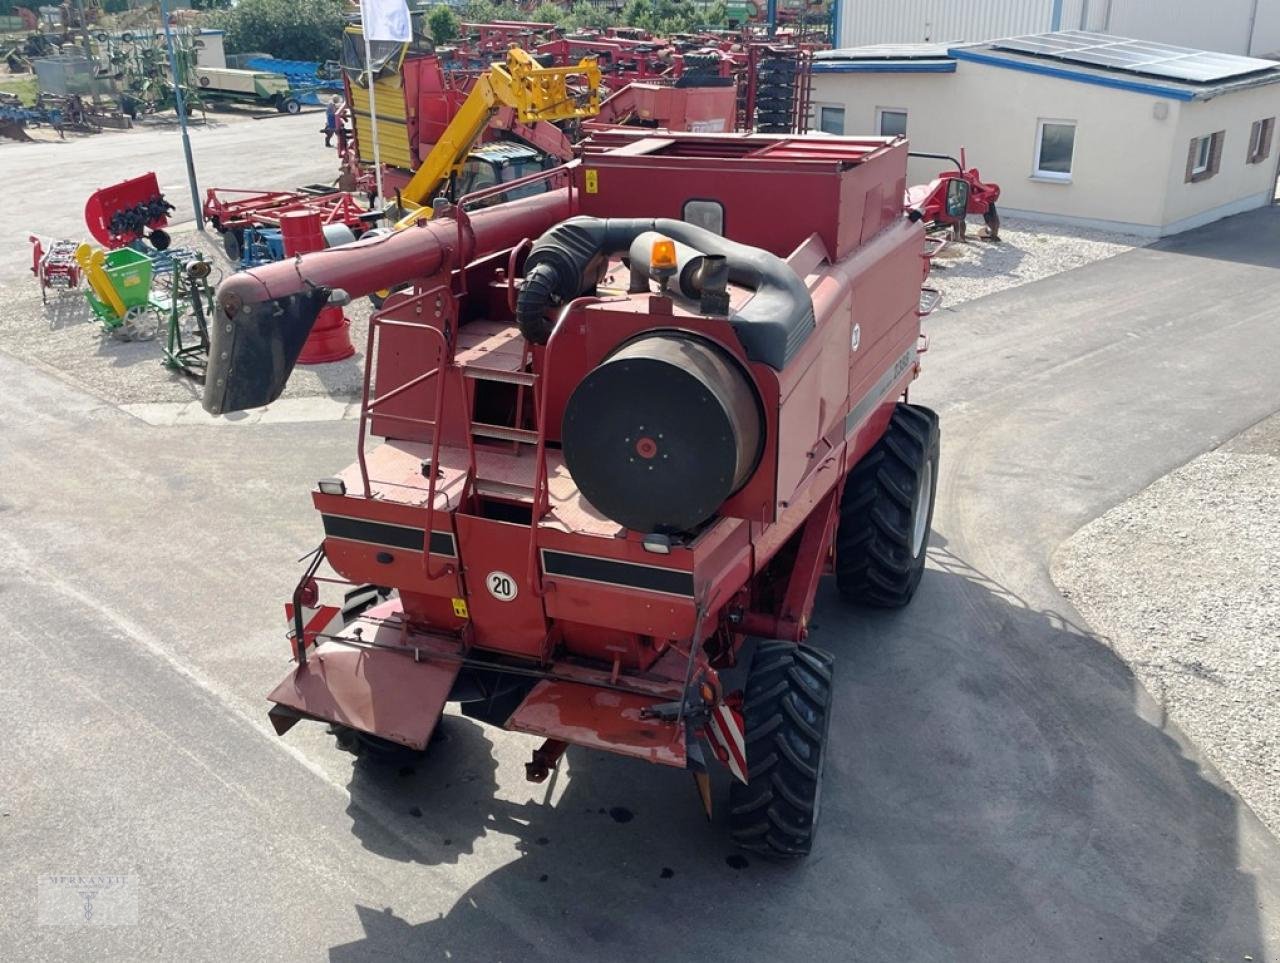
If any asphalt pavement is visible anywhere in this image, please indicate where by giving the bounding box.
[1,204,1278,961]
[0,111,337,284]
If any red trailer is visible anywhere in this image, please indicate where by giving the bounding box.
[203,131,938,858]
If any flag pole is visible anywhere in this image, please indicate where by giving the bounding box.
[360,11,387,218]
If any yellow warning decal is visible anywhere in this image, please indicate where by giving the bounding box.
[585,169,599,194]
[451,597,469,618]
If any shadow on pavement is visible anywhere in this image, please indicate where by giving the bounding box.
[1151,201,1280,268]
[328,550,1266,962]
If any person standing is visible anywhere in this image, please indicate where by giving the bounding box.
[323,95,342,147]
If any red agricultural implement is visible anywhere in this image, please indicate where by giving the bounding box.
[28,235,83,303]
[84,172,174,250]
[905,149,1002,241]
[591,80,738,133]
[203,130,938,858]
[202,187,375,260]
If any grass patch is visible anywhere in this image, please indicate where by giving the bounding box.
[0,73,38,106]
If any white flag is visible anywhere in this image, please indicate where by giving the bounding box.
[360,0,412,42]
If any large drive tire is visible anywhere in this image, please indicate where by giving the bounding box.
[729,640,834,859]
[836,403,939,607]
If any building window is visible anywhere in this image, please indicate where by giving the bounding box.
[1033,120,1076,180]
[1248,117,1274,164]
[1191,135,1212,174]
[1185,131,1225,183]
[818,106,844,135]
[877,108,907,137]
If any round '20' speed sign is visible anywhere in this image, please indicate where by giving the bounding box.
[486,571,518,601]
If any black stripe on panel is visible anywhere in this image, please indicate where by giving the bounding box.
[321,515,456,557]
[541,549,695,597]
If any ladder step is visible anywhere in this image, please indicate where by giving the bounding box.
[460,365,536,386]
[471,423,539,444]
[473,478,535,503]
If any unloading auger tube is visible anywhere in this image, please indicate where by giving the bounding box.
[200,187,573,415]
[515,216,816,371]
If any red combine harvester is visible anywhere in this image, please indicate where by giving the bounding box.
[203,131,939,858]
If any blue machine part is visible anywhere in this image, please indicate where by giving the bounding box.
[243,57,344,104]
[240,227,285,268]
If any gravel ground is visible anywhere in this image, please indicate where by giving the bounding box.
[930,215,1144,307]
[1053,413,1280,836]
[0,228,370,407]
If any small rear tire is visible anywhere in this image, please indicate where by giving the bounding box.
[728,640,834,859]
[836,403,939,607]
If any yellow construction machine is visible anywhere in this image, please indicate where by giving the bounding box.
[392,47,601,228]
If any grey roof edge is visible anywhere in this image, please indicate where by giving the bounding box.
[948,37,1280,100]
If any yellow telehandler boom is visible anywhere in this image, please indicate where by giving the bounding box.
[394,47,601,227]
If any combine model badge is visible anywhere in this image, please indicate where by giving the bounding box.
[486,571,518,601]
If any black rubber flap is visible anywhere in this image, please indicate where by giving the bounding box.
[202,286,330,415]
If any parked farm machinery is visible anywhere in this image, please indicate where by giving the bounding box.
[84,172,174,250]
[906,149,1002,241]
[203,187,373,263]
[202,130,939,858]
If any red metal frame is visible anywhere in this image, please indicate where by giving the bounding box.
[202,188,371,234]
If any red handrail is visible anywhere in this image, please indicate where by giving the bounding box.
[453,164,576,298]
[356,288,477,581]
[525,296,602,598]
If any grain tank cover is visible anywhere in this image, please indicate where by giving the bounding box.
[562,333,762,534]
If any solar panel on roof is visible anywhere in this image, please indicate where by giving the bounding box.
[990,31,1278,84]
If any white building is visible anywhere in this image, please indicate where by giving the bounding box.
[810,33,1280,236]
[835,0,1280,58]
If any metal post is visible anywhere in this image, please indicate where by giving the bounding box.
[362,28,387,215]
[158,0,204,231]
[72,0,101,106]
[1246,0,1261,55]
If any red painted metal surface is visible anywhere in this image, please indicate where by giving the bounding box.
[591,82,739,133]
[269,604,464,750]
[83,172,170,248]
[507,681,687,768]
[280,210,356,365]
[904,152,1002,233]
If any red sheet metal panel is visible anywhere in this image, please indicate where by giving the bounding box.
[507,680,687,768]
[268,638,461,750]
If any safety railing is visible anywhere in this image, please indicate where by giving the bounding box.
[525,295,603,598]
[452,163,577,296]
[356,284,477,581]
